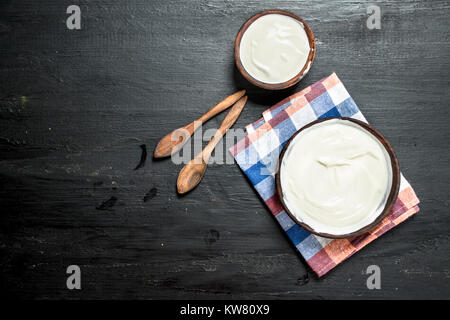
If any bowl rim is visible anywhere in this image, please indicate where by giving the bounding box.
[275,117,401,239]
[234,9,316,90]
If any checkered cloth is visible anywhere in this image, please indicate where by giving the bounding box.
[229,73,420,276]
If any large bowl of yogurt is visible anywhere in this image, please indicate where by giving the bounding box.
[275,118,401,239]
[234,10,316,90]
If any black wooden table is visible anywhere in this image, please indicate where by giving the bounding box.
[1,0,449,299]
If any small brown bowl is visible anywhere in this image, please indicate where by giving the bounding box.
[275,117,401,239]
[234,10,316,90]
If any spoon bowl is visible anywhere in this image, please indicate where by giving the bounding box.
[177,157,208,194]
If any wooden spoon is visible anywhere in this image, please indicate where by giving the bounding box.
[177,95,248,194]
[153,90,246,158]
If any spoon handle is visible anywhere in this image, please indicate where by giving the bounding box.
[201,95,248,162]
[153,89,246,158]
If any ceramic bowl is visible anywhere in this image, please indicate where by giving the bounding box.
[275,117,401,239]
[234,10,316,90]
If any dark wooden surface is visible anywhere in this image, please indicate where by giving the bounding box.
[1,0,449,299]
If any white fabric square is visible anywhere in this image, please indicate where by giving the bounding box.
[327,82,350,106]
[289,103,317,129]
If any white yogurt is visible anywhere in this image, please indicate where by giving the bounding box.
[239,14,311,84]
[280,119,392,236]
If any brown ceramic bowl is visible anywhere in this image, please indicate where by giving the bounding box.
[234,10,316,90]
[275,117,401,239]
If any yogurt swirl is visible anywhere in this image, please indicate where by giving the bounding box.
[280,119,392,236]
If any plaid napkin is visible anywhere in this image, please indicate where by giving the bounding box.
[229,73,420,277]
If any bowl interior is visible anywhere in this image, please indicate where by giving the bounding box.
[275,117,400,239]
[234,10,316,90]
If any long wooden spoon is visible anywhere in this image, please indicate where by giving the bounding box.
[153,90,246,158]
[177,95,248,194]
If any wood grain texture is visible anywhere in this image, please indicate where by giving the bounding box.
[0,0,449,299]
